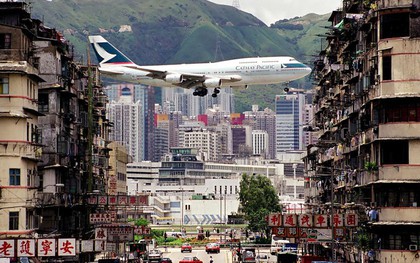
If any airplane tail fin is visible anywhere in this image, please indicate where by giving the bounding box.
[88,35,135,66]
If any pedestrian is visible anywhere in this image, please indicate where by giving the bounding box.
[209,256,214,263]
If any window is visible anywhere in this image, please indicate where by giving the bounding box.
[0,77,9,94]
[382,56,392,80]
[9,168,21,186]
[380,12,409,39]
[9,212,19,230]
[381,140,408,164]
[0,33,11,49]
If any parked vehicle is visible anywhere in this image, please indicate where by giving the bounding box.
[205,243,220,253]
[181,243,192,253]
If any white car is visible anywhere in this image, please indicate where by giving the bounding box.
[256,254,269,263]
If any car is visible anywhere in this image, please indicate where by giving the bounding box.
[147,249,163,262]
[179,256,203,263]
[181,243,192,253]
[205,243,220,253]
[256,253,269,263]
[242,248,256,263]
[159,258,173,263]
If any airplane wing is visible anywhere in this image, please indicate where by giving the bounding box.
[99,68,125,75]
[126,65,241,88]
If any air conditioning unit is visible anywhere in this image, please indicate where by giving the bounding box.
[409,244,418,251]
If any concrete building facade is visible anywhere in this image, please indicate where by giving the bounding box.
[306,0,420,261]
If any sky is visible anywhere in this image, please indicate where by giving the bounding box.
[208,0,342,25]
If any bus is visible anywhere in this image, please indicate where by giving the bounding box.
[154,217,174,225]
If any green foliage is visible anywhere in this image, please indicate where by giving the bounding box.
[356,230,372,251]
[239,174,281,233]
[364,161,378,173]
[151,229,165,237]
[133,218,150,227]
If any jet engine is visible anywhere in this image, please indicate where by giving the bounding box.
[203,78,222,88]
[164,74,183,84]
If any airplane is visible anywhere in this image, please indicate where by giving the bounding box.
[88,35,311,97]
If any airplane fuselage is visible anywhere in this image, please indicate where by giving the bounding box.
[101,56,311,88]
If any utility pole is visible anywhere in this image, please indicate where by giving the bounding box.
[87,45,94,194]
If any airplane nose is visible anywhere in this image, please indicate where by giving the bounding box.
[303,65,312,77]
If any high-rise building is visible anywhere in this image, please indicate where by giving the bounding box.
[105,84,155,160]
[231,125,252,157]
[181,129,220,162]
[107,91,144,162]
[154,114,170,161]
[252,130,269,157]
[162,87,234,117]
[275,94,305,154]
[244,105,276,159]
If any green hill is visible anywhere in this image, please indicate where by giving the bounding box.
[30,0,331,112]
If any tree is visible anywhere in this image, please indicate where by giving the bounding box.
[238,173,281,236]
[134,218,149,227]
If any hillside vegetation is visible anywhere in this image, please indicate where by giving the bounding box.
[30,0,332,112]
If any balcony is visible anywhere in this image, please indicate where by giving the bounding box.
[377,207,420,222]
[377,0,413,9]
[379,123,420,139]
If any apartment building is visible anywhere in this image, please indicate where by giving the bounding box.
[0,4,111,261]
[306,0,420,261]
[0,2,43,237]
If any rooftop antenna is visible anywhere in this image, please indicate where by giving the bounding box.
[232,0,240,9]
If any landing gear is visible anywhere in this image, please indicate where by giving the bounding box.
[193,87,208,97]
[211,88,220,98]
[283,82,290,93]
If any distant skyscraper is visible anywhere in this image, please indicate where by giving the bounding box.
[182,129,220,162]
[162,87,234,117]
[244,106,276,159]
[275,93,305,154]
[154,114,170,161]
[231,126,252,156]
[106,85,155,161]
[303,103,318,147]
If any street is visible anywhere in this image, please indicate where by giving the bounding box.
[156,246,275,263]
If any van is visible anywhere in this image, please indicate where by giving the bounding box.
[270,235,290,255]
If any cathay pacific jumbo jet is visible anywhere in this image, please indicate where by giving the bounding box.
[88,35,311,97]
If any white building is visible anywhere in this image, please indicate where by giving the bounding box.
[182,129,220,162]
[252,130,269,156]
[126,158,304,225]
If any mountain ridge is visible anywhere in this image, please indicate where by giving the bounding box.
[30,0,332,112]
